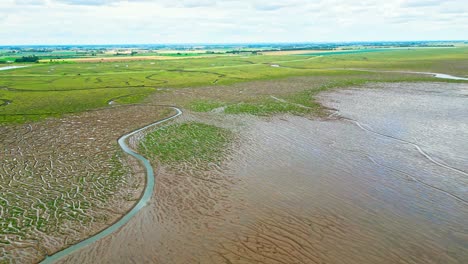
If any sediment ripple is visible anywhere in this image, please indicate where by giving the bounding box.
[41,107,182,264]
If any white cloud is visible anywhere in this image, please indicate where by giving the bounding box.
[14,0,46,4]
[400,0,442,7]
[1,0,467,44]
[52,0,148,6]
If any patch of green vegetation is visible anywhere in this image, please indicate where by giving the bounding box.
[139,122,231,164]
[109,152,127,182]
[221,79,370,116]
[0,113,61,124]
[111,93,152,104]
[188,99,225,112]
[157,53,212,57]
[299,48,396,56]
[224,99,311,116]
[0,56,16,63]
[282,47,468,75]
[0,87,156,124]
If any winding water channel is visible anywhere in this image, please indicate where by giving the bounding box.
[40,107,182,264]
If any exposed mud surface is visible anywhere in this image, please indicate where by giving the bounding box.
[59,82,467,263]
[0,105,171,263]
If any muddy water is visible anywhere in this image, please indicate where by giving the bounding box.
[60,82,467,264]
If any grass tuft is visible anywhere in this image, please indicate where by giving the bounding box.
[139,122,231,164]
[224,100,310,116]
[188,100,225,112]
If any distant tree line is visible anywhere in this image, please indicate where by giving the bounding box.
[15,55,39,63]
[227,50,260,55]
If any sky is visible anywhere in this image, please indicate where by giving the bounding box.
[1,0,467,45]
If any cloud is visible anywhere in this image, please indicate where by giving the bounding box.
[14,0,46,5]
[160,0,218,8]
[52,0,216,7]
[1,0,467,44]
[53,0,147,6]
[55,0,116,5]
[253,3,289,11]
[400,0,442,7]
[440,8,467,14]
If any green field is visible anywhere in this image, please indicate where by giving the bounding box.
[139,122,231,164]
[1,47,467,123]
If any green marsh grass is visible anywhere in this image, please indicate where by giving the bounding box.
[139,122,231,164]
[1,47,467,123]
[224,99,311,116]
[188,100,225,112]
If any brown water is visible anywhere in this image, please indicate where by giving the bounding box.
[60,82,468,264]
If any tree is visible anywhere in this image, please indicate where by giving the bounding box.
[15,55,39,63]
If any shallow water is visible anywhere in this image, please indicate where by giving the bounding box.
[432,73,468,80]
[405,71,468,80]
[342,68,468,81]
[0,66,28,71]
[60,82,468,263]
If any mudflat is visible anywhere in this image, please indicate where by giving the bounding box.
[58,82,468,264]
[0,105,172,262]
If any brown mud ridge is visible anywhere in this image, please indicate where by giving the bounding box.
[59,82,467,263]
[0,105,172,263]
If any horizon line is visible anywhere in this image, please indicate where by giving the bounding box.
[1,40,467,47]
